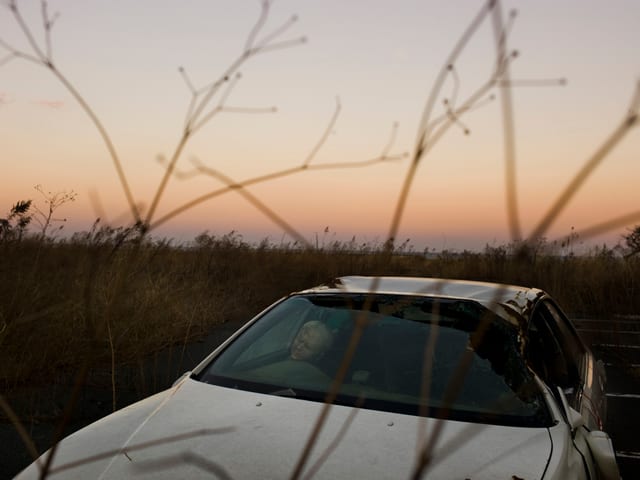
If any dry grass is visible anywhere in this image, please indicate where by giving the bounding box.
[1,0,640,477]
[2,234,638,396]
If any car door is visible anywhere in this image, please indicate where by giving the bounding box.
[526,299,605,429]
[527,301,604,478]
[543,300,606,431]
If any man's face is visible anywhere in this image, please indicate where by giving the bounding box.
[291,325,325,360]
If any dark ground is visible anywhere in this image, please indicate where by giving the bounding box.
[3,318,639,479]
[1,320,246,479]
[576,317,640,478]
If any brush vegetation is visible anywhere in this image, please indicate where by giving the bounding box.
[2,1,640,476]
[2,229,638,396]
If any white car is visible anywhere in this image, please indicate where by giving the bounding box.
[18,276,620,479]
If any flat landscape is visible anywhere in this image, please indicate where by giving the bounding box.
[2,1,640,477]
[1,237,639,477]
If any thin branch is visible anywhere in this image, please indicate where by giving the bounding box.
[51,66,141,222]
[244,0,270,51]
[190,158,310,246]
[291,279,448,479]
[254,14,299,51]
[555,210,640,245]
[178,66,197,94]
[428,93,495,131]
[11,1,48,63]
[156,155,198,180]
[132,451,233,479]
[414,1,494,152]
[3,2,141,222]
[48,428,234,475]
[445,102,471,135]
[301,395,365,480]
[40,0,59,60]
[445,64,460,109]
[189,2,297,128]
[304,97,341,167]
[147,3,304,226]
[387,0,495,248]
[415,291,443,457]
[151,128,406,230]
[0,52,16,66]
[194,72,231,97]
[219,106,277,114]
[39,363,91,479]
[380,121,400,158]
[499,78,566,87]
[248,36,307,57]
[529,81,640,242]
[219,72,243,106]
[0,395,42,467]
[492,1,521,241]
[416,78,497,162]
[0,37,42,64]
[411,286,509,479]
[192,106,276,134]
[190,73,278,133]
[145,131,191,226]
[289,304,373,479]
[178,66,200,131]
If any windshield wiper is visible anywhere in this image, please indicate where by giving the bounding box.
[270,388,297,397]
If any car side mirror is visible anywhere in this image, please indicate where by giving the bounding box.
[567,406,584,431]
[556,386,584,434]
[556,387,620,479]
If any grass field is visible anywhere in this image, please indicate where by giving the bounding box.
[2,1,639,476]
[2,231,640,477]
[2,232,639,397]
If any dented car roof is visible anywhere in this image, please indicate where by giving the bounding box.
[301,275,547,329]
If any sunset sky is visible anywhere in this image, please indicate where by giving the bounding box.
[1,0,639,251]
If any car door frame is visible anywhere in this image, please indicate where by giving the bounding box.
[526,297,606,431]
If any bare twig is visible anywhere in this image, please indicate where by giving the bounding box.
[132,451,233,479]
[492,3,521,241]
[289,302,373,479]
[190,158,310,246]
[555,209,640,245]
[529,81,640,243]
[151,104,406,230]
[32,184,77,238]
[244,0,270,52]
[191,72,278,133]
[387,0,495,247]
[304,97,341,167]
[3,1,140,222]
[410,286,508,479]
[48,428,234,475]
[301,395,365,480]
[0,395,42,467]
[146,1,304,226]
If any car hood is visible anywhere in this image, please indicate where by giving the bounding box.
[18,378,553,479]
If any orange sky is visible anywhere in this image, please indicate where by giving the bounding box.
[1,0,639,251]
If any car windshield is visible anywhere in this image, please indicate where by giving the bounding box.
[197,293,552,427]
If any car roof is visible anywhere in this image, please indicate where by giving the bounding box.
[300,275,547,326]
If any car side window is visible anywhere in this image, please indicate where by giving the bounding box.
[544,301,585,363]
[527,301,582,395]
